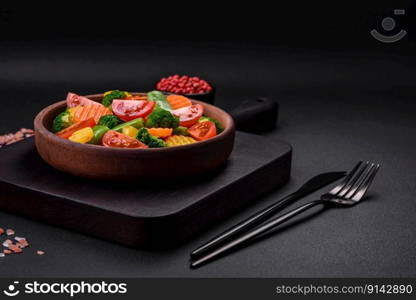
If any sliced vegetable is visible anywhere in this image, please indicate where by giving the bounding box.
[56,118,96,139]
[173,126,189,136]
[52,110,73,133]
[68,127,94,144]
[188,121,216,141]
[199,116,224,133]
[112,100,155,122]
[66,92,97,108]
[102,130,148,148]
[125,95,148,100]
[71,103,112,123]
[102,90,130,107]
[137,128,167,148]
[172,104,203,127]
[98,115,122,129]
[89,125,109,145]
[147,91,172,111]
[166,95,192,110]
[122,125,139,138]
[147,128,173,138]
[166,135,197,147]
[112,118,144,132]
[145,105,179,128]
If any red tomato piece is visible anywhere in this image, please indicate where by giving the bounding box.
[172,104,204,127]
[66,92,97,108]
[102,130,148,148]
[188,121,217,141]
[56,118,96,139]
[112,100,155,122]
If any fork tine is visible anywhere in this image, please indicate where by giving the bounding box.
[345,163,374,199]
[329,161,363,195]
[351,164,380,201]
[337,161,369,197]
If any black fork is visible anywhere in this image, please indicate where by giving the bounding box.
[191,161,380,268]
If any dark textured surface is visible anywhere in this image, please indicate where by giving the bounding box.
[0,39,415,277]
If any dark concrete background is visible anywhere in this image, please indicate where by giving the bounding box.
[0,2,415,277]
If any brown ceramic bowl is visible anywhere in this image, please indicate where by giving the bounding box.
[34,93,235,181]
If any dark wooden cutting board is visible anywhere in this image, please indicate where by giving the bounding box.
[0,132,291,249]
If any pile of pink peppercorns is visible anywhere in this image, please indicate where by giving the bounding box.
[156,75,213,95]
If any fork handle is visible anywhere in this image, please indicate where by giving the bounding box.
[190,199,327,268]
[190,193,297,259]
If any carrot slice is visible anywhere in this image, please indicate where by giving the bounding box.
[147,128,173,138]
[56,118,96,139]
[125,95,148,100]
[166,95,192,110]
[71,103,111,123]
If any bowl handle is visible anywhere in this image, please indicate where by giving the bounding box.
[229,97,278,134]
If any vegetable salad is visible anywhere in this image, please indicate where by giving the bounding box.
[52,91,224,148]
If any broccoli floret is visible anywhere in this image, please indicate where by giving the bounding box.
[199,116,224,133]
[102,90,128,107]
[98,115,122,129]
[137,128,166,148]
[52,110,73,132]
[173,126,189,136]
[145,105,179,128]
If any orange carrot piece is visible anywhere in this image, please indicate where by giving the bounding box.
[125,95,148,100]
[72,104,111,123]
[78,106,89,122]
[147,128,173,138]
[166,95,192,110]
[56,118,96,139]
[86,104,99,120]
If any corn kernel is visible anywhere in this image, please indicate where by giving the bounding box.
[68,127,94,144]
[166,135,197,147]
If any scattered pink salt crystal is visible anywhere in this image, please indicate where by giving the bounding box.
[8,244,22,253]
[16,239,29,248]
[2,239,12,247]
[36,250,45,255]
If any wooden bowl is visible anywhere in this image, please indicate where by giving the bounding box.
[34,93,235,181]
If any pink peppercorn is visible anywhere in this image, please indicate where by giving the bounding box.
[156,75,213,95]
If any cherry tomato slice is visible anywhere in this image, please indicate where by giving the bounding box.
[188,121,217,141]
[66,92,96,108]
[172,104,204,127]
[56,118,96,139]
[112,100,155,122]
[102,130,148,148]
